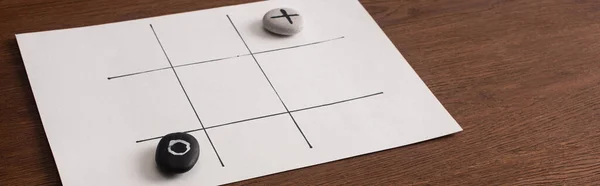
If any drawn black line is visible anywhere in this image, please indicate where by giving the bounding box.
[173,54,249,68]
[290,92,383,113]
[150,24,225,167]
[227,15,313,148]
[135,92,384,144]
[106,37,345,80]
[136,136,163,143]
[252,36,345,55]
[107,67,172,80]
[187,111,288,133]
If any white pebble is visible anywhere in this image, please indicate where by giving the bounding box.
[263,8,304,36]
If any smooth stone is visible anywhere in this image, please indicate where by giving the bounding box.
[263,8,304,36]
[155,132,199,174]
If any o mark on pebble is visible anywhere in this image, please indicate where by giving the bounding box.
[168,139,191,156]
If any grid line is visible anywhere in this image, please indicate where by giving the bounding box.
[106,36,344,80]
[150,24,225,167]
[227,15,313,148]
[135,92,384,143]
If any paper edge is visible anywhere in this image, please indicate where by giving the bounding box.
[15,34,69,184]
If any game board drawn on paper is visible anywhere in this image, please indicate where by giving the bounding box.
[15,0,462,185]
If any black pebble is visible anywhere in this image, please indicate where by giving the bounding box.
[155,132,200,174]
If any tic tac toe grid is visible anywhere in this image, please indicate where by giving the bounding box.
[107,15,383,167]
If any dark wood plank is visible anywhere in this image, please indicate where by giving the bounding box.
[1,0,599,185]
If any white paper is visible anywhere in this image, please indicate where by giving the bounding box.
[16,0,462,185]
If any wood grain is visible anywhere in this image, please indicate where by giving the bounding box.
[1,0,600,185]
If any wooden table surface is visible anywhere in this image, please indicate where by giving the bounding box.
[1,0,600,185]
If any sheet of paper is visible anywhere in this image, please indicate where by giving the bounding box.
[16,0,462,185]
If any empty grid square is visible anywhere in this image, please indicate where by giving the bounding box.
[175,55,287,128]
[209,114,311,171]
[254,38,381,110]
